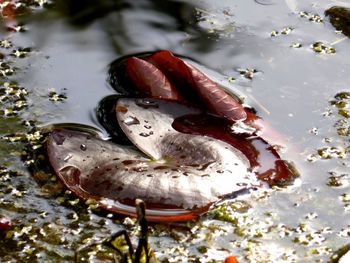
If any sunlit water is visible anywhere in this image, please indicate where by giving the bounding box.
[0,0,349,262]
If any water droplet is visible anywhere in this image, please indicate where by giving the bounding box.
[80,144,87,151]
[123,116,140,126]
[136,99,159,108]
[64,154,73,162]
[133,167,148,172]
[139,132,150,137]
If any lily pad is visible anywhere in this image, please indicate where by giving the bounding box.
[48,50,298,222]
[172,113,297,185]
[47,98,253,222]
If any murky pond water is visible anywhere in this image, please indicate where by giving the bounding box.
[0,0,349,262]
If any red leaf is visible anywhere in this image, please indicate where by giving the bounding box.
[148,50,247,121]
[126,57,182,100]
[0,216,12,232]
[172,114,298,186]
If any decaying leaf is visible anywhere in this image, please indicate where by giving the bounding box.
[47,99,254,221]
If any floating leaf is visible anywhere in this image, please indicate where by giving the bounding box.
[109,51,247,121]
[48,99,253,221]
[172,113,297,185]
[148,50,247,121]
[48,50,298,222]
[108,51,155,95]
[125,57,182,100]
[116,98,202,160]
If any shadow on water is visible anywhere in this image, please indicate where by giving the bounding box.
[31,0,218,54]
[18,0,226,129]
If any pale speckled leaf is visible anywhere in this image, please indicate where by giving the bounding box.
[47,99,252,219]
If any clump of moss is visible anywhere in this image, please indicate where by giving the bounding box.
[209,205,239,225]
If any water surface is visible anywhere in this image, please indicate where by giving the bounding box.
[0,0,349,262]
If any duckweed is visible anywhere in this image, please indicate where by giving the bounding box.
[0,1,350,262]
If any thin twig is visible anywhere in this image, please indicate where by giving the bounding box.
[246,94,271,115]
[331,36,348,46]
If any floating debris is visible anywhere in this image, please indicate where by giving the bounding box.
[271,27,294,37]
[270,30,279,37]
[317,147,346,159]
[0,62,15,76]
[0,39,12,48]
[312,42,336,54]
[309,127,318,135]
[327,172,350,187]
[290,42,302,48]
[48,90,67,102]
[11,47,31,58]
[0,82,28,118]
[299,11,323,23]
[227,76,236,83]
[237,68,260,80]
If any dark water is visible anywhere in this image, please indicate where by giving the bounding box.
[0,0,349,261]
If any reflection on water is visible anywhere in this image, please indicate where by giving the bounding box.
[39,0,217,53]
[0,0,349,261]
